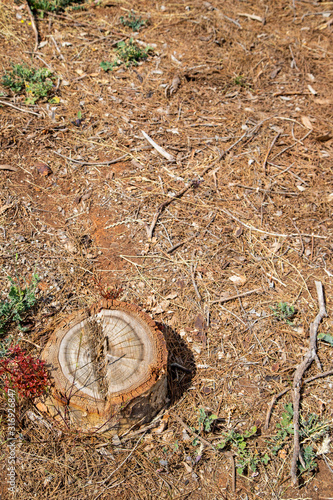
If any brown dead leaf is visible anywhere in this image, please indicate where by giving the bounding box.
[315,134,332,143]
[0,164,17,171]
[301,116,313,130]
[36,162,53,176]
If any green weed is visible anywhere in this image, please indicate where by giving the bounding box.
[216,426,261,475]
[100,60,121,72]
[270,302,296,325]
[120,11,146,31]
[191,408,217,446]
[232,75,248,88]
[0,273,39,335]
[28,0,85,15]
[1,64,55,104]
[268,403,329,473]
[116,38,152,66]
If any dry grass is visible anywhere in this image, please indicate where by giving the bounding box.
[0,0,333,498]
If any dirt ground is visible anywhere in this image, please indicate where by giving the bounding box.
[0,0,333,498]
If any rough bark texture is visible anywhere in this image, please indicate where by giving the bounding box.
[39,300,168,434]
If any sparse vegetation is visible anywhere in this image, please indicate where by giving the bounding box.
[28,0,86,15]
[0,273,39,335]
[216,426,262,475]
[0,344,49,398]
[270,301,296,325]
[1,64,55,104]
[120,11,147,31]
[268,403,329,474]
[100,38,153,71]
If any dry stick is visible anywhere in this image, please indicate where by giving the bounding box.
[265,369,333,430]
[25,0,38,53]
[211,288,262,305]
[0,100,40,117]
[263,132,281,174]
[146,182,196,240]
[147,132,249,240]
[95,433,146,494]
[218,207,326,239]
[291,281,327,486]
[52,150,128,165]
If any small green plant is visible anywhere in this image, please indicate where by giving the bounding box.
[1,64,55,104]
[270,301,296,325]
[28,0,85,16]
[120,11,146,31]
[232,75,248,88]
[100,60,121,72]
[0,273,39,335]
[216,426,260,475]
[0,337,14,359]
[191,408,218,445]
[268,403,330,473]
[116,39,152,66]
[100,39,153,71]
[197,408,218,433]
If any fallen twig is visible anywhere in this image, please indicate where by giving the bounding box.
[170,412,215,450]
[265,369,333,430]
[52,151,128,165]
[146,181,198,241]
[218,207,326,239]
[25,0,38,53]
[291,281,327,485]
[0,100,40,117]
[262,132,281,174]
[211,288,262,305]
[141,130,175,162]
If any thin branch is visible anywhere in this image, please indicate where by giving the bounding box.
[146,182,197,241]
[211,288,262,305]
[52,151,128,165]
[265,369,333,430]
[141,130,175,162]
[0,100,40,116]
[218,207,326,239]
[291,281,327,486]
[25,0,38,53]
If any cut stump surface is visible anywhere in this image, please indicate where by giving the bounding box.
[40,300,168,434]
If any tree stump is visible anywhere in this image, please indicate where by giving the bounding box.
[39,300,168,434]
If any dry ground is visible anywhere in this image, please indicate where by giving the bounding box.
[0,0,333,498]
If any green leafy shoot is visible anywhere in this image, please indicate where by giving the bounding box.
[1,64,55,104]
[100,39,153,72]
[100,60,121,72]
[197,408,218,433]
[28,0,86,17]
[0,274,40,335]
[216,426,259,475]
[270,302,296,325]
[116,38,152,67]
[0,337,15,359]
[317,332,333,346]
[268,403,330,473]
[120,11,147,31]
